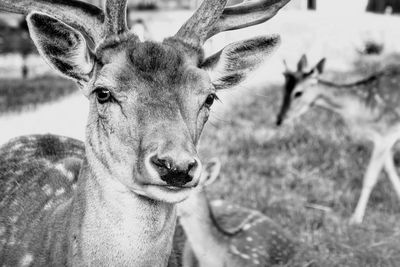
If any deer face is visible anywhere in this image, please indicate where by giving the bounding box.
[23,0,289,203]
[276,55,326,126]
[84,40,214,202]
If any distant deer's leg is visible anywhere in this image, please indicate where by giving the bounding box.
[350,143,386,224]
[383,149,400,199]
[182,241,198,267]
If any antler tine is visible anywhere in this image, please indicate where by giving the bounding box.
[208,0,291,39]
[175,0,229,47]
[0,0,105,44]
[104,0,128,36]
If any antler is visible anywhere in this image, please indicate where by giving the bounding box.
[175,0,228,47]
[0,0,130,44]
[210,0,291,38]
[104,0,128,36]
[176,0,291,47]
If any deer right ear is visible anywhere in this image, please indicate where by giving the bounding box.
[201,35,280,90]
[27,12,94,83]
[202,158,222,187]
[297,54,308,72]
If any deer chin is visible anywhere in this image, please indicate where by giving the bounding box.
[132,183,195,203]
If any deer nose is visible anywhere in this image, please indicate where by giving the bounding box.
[150,154,199,187]
[276,117,282,126]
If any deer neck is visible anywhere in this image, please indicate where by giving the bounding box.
[179,192,228,264]
[69,159,177,266]
[314,84,350,116]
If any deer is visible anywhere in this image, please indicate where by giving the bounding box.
[276,54,400,224]
[0,0,291,265]
[178,158,296,267]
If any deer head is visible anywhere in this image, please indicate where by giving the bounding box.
[277,54,326,126]
[1,0,290,203]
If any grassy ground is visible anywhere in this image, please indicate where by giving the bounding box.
[198,55,400,266]
[0,76,76,113]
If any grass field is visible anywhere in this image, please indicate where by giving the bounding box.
[0,76,76,113]
[198,57,400,266]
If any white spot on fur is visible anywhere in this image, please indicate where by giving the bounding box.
[20,253,34,267]
[55,188,65,196]
[243,223,251,230]
[43,202,53,211]
[59,136,68,142]
[14,170,24,176]
[230,245,250,260]
[54,164,74,181]
[213,200,224,207]
[0,225,5,235]
[8,234,16,246]
[246,236,253,242]
[42,184,53,196]
[10,216,18,223]
[11,143,23,151]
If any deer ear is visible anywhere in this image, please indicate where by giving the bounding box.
[202,158,222,187]
[315,58,326,74]
[201,35,280,90]
[27,12,94,83]
[297,54,308,72]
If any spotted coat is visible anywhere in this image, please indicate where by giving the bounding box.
[0,135,84,265]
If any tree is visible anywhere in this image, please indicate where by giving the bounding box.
[366,0,400,14]
[0,18,36,79]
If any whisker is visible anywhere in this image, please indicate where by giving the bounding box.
[251,93,270,98]
[210,113,230,124]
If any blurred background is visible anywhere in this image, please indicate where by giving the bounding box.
[1,0,400,266]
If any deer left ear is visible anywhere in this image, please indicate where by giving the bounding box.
[27,12,95,83]
[201,35,281,90]
[202,158,222,187]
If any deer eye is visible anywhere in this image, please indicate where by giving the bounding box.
[293,91,303,98]
[204,93,218,108]
[95,88,112,104]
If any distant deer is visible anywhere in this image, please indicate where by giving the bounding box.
[276,54,400,224]
[0,0,290,265]
[178,159,296,267]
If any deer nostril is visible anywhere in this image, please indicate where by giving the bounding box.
[149,155,198,187]
[150,156,170,175]
[187,160,197,173]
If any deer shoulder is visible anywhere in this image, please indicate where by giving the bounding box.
[0,134,83,265]
[178,159,296,267]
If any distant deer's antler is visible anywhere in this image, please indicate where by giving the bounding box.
[176,0,291,47]
[0,0,130,44]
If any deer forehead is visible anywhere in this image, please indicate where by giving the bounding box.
[94,40,212,96]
